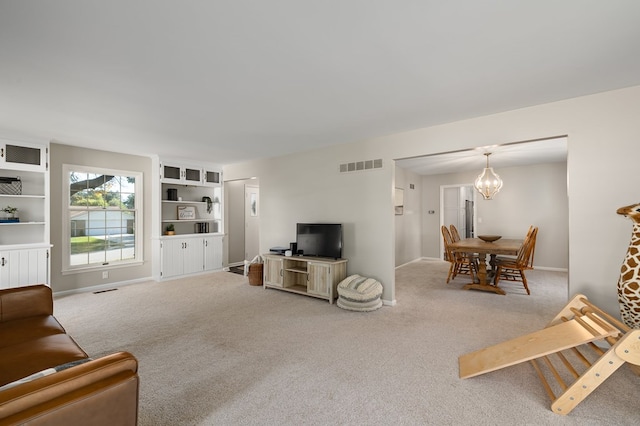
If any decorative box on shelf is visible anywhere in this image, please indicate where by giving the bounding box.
[0,176,22,195]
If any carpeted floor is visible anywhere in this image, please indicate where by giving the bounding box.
[53,260,638,425]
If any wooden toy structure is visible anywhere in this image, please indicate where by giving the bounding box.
[459,294,640,415]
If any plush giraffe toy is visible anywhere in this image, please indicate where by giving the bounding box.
[616,202,640,329]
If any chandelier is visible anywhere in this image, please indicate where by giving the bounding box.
[474,153,503,200]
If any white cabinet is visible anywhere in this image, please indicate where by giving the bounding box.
[161,162,202,185]
[160,235,223,279]
[0,139,50,288]
[160,236,205,279]
[0,139,47,172]
[160,160,222,238]
[204,235,223,271]
[262,255,347,303]
[158,159,223,280]
[0,247,49,289]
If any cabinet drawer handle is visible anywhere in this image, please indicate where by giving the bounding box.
[0,148,3,158]
[1,257,5,266]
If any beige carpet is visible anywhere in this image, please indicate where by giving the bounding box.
[53,260,638,425]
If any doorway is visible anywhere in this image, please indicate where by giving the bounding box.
[440,184,475,259]
[394,136,568,302]
[225,179,260,267]
[244,185,259,261]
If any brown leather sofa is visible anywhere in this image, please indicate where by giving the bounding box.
[0,285,139,425]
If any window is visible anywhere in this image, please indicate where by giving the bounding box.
[63,165,143,272]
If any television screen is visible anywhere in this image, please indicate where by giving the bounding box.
[296,223,342,259]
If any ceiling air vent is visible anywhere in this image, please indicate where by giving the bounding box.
[339,159,383,173]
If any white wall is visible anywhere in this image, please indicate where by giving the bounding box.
[394,166,422,266]
[225,85,640,317]
[421,161,568,269]
[225,180,247,265]
[225,145,396,302]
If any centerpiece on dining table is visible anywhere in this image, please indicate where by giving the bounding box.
[478,235,501,242]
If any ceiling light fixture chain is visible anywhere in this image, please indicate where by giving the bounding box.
[474,152,503,200]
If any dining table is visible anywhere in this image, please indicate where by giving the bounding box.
[448,237,523,295]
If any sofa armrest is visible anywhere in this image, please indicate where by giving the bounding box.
[0,285,53,323]
[0,351,139,426]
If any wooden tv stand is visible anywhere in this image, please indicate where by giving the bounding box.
[262,254,348,304]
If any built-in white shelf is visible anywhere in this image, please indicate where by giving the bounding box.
[0,222,46,225]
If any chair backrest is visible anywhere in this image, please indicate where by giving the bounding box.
[441,225,455,262]
[525,225,534,240]
[525,227,538,269]
[449,224,461,242]
[516,227,538,268]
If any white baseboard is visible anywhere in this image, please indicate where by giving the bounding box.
[395,257,437,269]
[533,266,568,272]
[52,277,153,298]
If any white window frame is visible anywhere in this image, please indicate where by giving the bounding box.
[62,164,143,274]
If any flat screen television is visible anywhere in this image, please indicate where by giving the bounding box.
[296,223,343,259]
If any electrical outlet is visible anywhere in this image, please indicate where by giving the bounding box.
[102,271,109,279]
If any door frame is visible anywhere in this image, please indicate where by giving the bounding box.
[244,184,259,262]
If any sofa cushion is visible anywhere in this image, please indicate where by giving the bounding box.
[0,285,53,322]
[0,334,88,387]
[0,315,66,349]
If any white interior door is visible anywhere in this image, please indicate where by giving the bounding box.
[244,185,259,261]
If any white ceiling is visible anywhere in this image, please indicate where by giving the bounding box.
[395,137,568,176]
[1,1,639,165]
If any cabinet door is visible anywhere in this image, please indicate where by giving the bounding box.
[0,140,47,172]
[0,248,49,288]
[203,169,221,187]
[307,263,331,297]
[161,164,182,184]
[183,238,204,275]
[204,236,223,271]
[184,167,202,184]
[161,239,184,278]
[0,251,9,289]
[264,257,283,287]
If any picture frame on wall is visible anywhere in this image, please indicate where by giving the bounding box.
[177,205,196,220]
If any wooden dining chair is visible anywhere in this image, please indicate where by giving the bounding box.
[449,224,461,242]
[450,223,479,273]
[442,225,476,283]
[493,227,538,294]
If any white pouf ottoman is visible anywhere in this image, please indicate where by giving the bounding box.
[337,275,383,312]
